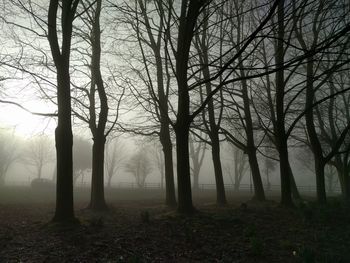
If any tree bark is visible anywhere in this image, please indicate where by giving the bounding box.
[211,136,227,205]
[246,147,266,201]
[89,135,108,210]
[48,0,78,223]
[87,0,108,211]
[275,0,293,207]
[288,163,302,200]
[175,123,194,213]
[174,0,203,214]
[160,129,177,207]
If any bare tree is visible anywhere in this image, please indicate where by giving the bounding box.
[125,147,152,188]
[47,0,80,222]
[105,137,126,188]
[22,135,54,179]
[0,128,20,186]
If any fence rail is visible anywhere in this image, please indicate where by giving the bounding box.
[5,181,342,194]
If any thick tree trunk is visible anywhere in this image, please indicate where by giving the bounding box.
[344,173,350,201]
[315,158,327,204]
[175,124,194,214]
[89,135,108,210]
[275,0,293,207]
[48,0,78,224]
[278,141,293,206]
[161,129,177,207]
[53,71,75,222]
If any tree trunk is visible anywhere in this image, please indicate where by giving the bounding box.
[174,0,203,214]
[89,135,108,210]
[211,138,227,205]
[278,141,293,206]
[275,0,293,207]
[247,147,266,201]
[87,0,109,211]
[192,169,199,191]
[238,51,265,201]
[107,174,112,188]
[175,124,194,213]
[53,78,74,221]
[315,158,327,204]
[288,163,302,200]
[161,130,177,207]
[48,0,78,224]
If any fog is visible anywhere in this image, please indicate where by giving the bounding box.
[0,0,349,261]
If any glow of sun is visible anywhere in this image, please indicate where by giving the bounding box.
[0,101,56,138]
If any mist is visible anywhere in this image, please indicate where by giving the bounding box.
[0,0,349,261]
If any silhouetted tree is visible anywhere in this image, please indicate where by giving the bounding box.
[48,0,80,223]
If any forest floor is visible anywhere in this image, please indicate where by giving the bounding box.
[0,187,349,262]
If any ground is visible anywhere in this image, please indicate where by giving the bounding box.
[0,187,349,262]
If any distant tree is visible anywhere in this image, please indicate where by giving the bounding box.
[72,137,92,185]
[105,138,126,188]
[22,135,54,179]
[189,133,206,191]
[225,144,249,192]
[148,141,165,189]
[0,128,19,186]
[125,147,152,188]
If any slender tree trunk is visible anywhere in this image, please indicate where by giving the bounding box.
[238,54,265,201]
[38,165,42,179]
[88,0,109,211]
[192,168,199,190]
[211,137,227,205]
[305,58,327,204]
[89,135,108,210]
[247,147,266,201]
[137,0,176,208]
[288,163,302,200]
[107,174,112,188]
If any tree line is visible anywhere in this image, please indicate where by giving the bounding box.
[0,0,349,223]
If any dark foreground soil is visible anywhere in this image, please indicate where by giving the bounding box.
[0,187,349,262]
